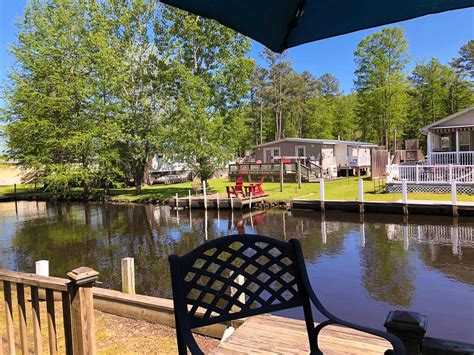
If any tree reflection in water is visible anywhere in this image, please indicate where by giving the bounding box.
[0,201,473,339]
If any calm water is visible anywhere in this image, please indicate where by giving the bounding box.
[0,201,473,342]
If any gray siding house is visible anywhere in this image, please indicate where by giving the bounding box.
[253,138,377,176]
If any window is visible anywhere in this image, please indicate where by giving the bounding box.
[441,135,450,151]
[459,131,471,151]
[295,145,306,157]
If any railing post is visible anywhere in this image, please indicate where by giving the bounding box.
[121,257,135,294]
[449,164,453,181]
[67,267,99,355]
[36,260,49,277]
[384,310,428,355]
[415,165,419,184]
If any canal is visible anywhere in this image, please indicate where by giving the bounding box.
[0,201,473,343]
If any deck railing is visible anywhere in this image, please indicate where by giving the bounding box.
[386,164,474,184]
[430,151,474,165]
[229,162,321,180]
[0,267,98,354]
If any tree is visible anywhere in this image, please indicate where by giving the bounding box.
[159,7,254,181]
[2,0,105,200]
[451,40,474,79]
[354,27,410,151]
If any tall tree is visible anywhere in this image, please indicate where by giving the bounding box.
[354,27,410,151]
[159,7,254,181]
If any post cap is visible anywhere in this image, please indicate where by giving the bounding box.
[384,310,428,335]
[67,267,99,285]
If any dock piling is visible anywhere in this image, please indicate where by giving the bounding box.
[402,179,408,215]
[358,179,364,213]
[230,195,234,210]
[188,190,192,209]
[319,179,325,212]
[203,181,208,210]
[121,257,135,295]
[451,180,458,217]
[217,192,220,210]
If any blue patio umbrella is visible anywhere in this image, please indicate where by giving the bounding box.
[160,0,474,52]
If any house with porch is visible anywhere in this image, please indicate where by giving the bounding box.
[386,107,474,194]
[229,138,377,182]
[422,106,474,165]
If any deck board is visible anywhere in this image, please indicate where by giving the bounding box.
[212,315,392,355]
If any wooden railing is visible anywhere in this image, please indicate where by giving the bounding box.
[229,162,321,181]
[0,267,99,354]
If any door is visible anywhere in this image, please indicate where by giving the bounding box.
[264,147,280,162]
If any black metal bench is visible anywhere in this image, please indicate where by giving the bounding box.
[169,234,405,354]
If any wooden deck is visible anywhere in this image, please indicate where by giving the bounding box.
[169,193,269,210]
[212,315,392,355]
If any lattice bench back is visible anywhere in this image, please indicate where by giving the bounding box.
[169,234,307,329]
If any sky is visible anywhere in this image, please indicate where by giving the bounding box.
[0,1,473,151]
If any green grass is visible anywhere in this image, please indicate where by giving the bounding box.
[1,177,473,203]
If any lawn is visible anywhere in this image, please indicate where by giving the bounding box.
[3,177,471,203]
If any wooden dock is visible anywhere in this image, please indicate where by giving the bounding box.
[212,314,392,354]
[169,193,269,209]
[291,199,474,217]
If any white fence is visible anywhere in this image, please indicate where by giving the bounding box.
[430,151,474,165]
[387,164,474,184]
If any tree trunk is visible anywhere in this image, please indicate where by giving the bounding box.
[83,184,90,202]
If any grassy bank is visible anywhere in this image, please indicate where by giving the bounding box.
[1,177,473,203]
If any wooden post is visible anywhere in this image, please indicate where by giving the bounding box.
[188,190,192,209]
[230,195,234,210]
[175,193,179,210]
[451,180,458,217]
[14,183,17,198]
[121,257,135,295]
[319,179,325,212]
[279,159,284,192]
[358,178,364,213]
[402,179,408,215]
[67,267,99,355]
[36,260,49,277]
[249,192,253,210]
[203,180,207,210]
[297,159,302,189]
[216,192,220,210]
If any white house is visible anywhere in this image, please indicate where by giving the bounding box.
[422,106,474,165]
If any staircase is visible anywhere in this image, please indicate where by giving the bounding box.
[301,162,321,182]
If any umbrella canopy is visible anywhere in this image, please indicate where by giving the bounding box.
[161,0,474,52]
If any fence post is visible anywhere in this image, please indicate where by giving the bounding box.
[358,179,364,213]
[415,165,419,184]
[320,179,325,212]
[35,260,49,277]
[121,257,135,295]
[451,180,458,217]
[67,267,99,355]
[203,180,207,210]
[402,179,408,215]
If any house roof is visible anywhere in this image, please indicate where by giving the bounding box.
[421,106,474,133]
[254,138,378,148]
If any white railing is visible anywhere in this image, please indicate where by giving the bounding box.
[430,151,474,165]
[386,164,474,184]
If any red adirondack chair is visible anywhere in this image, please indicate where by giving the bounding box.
[245,178,265,196]
[226,177,246,198]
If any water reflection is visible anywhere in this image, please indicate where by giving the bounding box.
[0,201,473,342]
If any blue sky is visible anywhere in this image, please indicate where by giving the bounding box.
[0,1,473,151]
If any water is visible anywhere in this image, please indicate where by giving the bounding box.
[0,201,473,343]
